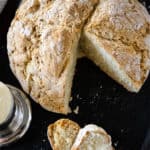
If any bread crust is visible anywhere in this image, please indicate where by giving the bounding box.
[7,0,98,114]
[47,119,80,150]
[81,0,150,92]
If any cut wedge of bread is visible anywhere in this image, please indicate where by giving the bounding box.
[7,0,98,114]
[80,0,150,92]
[71,124,114,150]
[47,119,80,150]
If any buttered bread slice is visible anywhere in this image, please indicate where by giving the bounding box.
[80,0,150,92]
[71,124,114,150]
[7,0,98,114]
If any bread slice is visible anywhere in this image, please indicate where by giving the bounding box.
[7,0,98,114]
[71,124,114,150]
[80,0,150,92]
[47,119,80,150]
[47,119,114,150]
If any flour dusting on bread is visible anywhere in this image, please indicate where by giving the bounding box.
[7,0,98,114]
[80,0,150,92]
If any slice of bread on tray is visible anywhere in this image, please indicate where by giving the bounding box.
[47,119,114,150]
[71,124,114,150]
[47,119,80,150]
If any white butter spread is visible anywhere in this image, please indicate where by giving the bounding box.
[73,125,112,150]
[0,82,13,124]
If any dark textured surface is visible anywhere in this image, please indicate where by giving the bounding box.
[0,0,150,150]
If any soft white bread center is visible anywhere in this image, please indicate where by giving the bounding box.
[0,82,13,124]
[72,125,113,150]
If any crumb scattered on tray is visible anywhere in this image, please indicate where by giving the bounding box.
[73,106,79,114]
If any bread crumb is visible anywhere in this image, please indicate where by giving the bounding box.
[121,129,124,133]
[73,106,79,114]
[76,94,80,99]
[114,141,119,147]
[42,139,46,143]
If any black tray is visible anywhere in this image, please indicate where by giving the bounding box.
[0,0,150,150]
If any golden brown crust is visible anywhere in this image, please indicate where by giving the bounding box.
[47,119,80,150]
[7,0,98,114]
[81,0,150,92]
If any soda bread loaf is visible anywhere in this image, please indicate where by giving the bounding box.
[7,0,98,114]
[80,0,150,92]
[47,119,114,150]
[47,119,80,150]
[7,0,150,114]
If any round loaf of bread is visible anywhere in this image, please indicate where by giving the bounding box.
[7,0,98,114]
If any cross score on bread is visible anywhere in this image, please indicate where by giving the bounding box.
[7,0,150,114]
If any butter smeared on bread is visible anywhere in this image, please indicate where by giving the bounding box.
[80,0,150,92]
[71,124,113,150]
